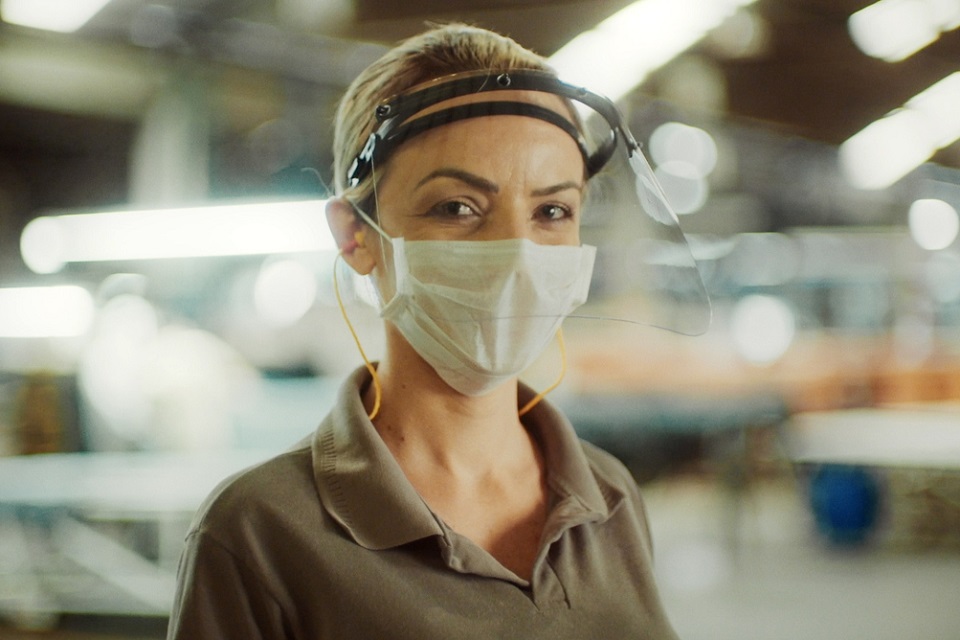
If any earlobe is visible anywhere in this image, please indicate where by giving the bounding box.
[325,198,377,275]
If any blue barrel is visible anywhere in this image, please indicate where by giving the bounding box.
[809,464,881,545]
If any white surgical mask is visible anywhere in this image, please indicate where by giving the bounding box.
[374,236,595,396]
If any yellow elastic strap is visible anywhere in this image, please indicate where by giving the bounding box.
[518,328,567,417]
[333,255,381,421]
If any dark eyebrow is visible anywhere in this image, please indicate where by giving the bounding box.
[415,168,499,193]
[415,168,583,197]
[530,181,584,197]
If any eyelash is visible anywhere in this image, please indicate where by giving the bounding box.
[537,203,573,222]
[426,200,575,223]
[427,200,478,219]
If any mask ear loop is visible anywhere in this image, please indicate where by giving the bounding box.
[332,155,394,422]
[333,251,382,422]
[518,328,567,417]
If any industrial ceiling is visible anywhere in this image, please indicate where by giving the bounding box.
[1,0,959,280]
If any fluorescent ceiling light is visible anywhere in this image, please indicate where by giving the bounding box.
[20,199,335,274]
[839,72,960,190]
[0,286,94,338]
[848,0,960,62]
[548,0,759,102]
[2,0,112,33]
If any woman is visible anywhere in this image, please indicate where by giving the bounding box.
[168,23,684,639]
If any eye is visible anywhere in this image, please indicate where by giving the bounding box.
[427,200,479,219]
[536,203,573,222]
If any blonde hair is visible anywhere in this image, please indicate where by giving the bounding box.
[331,24,555,208]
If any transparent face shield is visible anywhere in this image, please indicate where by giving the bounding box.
[343,69,711,337]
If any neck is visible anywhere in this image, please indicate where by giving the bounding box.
[366,326,549,580]
[366,326,534,480]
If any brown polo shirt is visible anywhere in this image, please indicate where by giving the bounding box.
[167,367,680,639]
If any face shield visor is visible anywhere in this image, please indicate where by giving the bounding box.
[343,69,711,337]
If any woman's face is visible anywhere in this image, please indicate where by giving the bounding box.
[370,91,586,247]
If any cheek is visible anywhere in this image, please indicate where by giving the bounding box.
[543,225,581,247]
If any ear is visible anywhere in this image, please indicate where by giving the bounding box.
[326,198,377,275]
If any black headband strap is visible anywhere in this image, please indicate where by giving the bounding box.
[371,101,595,178]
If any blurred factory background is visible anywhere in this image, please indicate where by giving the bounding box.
[0,0,959,638]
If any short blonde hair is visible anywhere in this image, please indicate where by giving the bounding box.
[331,24,554,207]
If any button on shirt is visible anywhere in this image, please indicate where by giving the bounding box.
[167,367,680,639]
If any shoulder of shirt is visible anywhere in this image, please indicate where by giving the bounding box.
[188,435,315,536]
[578,438,641,496]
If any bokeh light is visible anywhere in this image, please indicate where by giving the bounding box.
[909,198,959,250]
[654,161,709,214]
[20,216,67,274]
[253,258,318,328]
[730,294,796,365]
[650,122,719,178]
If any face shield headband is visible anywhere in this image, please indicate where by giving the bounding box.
[346,70,627,187]
[343,69,712,337]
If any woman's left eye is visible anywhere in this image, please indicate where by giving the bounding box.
[537,204,572,221]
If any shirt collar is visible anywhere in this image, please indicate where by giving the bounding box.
[517,383,623,521]
[312,367,443,550]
